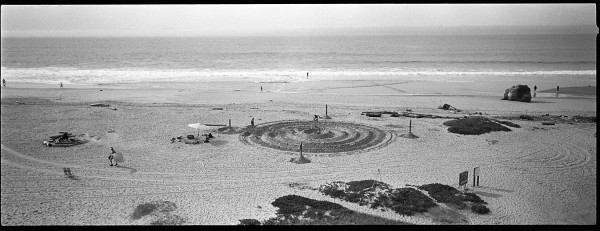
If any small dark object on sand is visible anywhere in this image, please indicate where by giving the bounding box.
[90,103,110,107]
[519,115,534,120]
[541,121,555,125]
[438,104,460,112]
[366,112,382,117]
[187,135,195,139]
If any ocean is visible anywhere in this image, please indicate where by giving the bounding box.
[1,34,596,85]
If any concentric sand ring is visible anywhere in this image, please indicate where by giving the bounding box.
[242,120,393,154]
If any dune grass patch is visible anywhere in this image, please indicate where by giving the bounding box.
[417,183,490,214]
[443,116,511,135]
[319,180,438,216]
[238,194,410,225]
[150,214,187,225]
[131,200,183,224]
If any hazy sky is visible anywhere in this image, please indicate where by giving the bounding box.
[1,4,597,36]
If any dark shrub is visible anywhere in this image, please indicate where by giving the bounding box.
[443,116,511,135]
[271,195,345,216]
[471,203,490,214]
[131,203,158,220]
[321,187,346,199]
[242,131,252,137]
[238,219,261,225]
[346,180,390,192]
[150,214,186,225]
[370,188,438,216]
[519,114,534,120]
[417,183,465,208]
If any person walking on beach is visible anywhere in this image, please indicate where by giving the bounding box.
[533,85,537,98]
[108,147,117,166]
[260,86,263,93]
[60,82,63,89]
[251,118,255,128]
[307,72,309,79]
[2,78,5,87]
[556,85,560,97]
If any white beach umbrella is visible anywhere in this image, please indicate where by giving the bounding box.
[113,152,125,163]
[188,123,211,137]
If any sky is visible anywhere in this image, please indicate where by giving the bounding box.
[1,4,597,37]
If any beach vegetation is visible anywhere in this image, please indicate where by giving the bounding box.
[470,203,491,214]
[150,214,187,225]
[241,194,411,225]
[131,203,159,220]
[443,116,511,135]
[130,200,177,220]
[319,180,438,216]
[417,183,465,208]
[519,114,535,120]
[238,219,261,225]
[371,188,438,215]
[417,183,489,213]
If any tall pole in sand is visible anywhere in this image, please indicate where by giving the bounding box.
[326,104,328,116]
[409,119,412,133]
[229,119,231,128]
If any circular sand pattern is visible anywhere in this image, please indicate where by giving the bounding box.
[241,120,393,154]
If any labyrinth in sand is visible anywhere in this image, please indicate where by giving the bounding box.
[242,120,394,154]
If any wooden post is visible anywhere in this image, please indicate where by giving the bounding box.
[326,104,328,116]
[378,169,381,182]
[409,119,412,133]
[473,167,476,187]
[229,119,231,128]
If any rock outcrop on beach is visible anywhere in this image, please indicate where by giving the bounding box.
[502,85,532,102]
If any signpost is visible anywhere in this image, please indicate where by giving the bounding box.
[459,171,468,191]
[473,167,480,187]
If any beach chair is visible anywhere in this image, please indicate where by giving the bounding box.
[63,167,73,177]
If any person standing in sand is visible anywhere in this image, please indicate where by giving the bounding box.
[307,72,309,79]
[2,78,6,87]
[60,82,63,89]
[533,85,537,98]
[556,85,560,97]
[260,86,263,93]
[108,147,117,166]
[251,118,255,128]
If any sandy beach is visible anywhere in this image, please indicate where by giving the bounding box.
[1,79,596,225]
